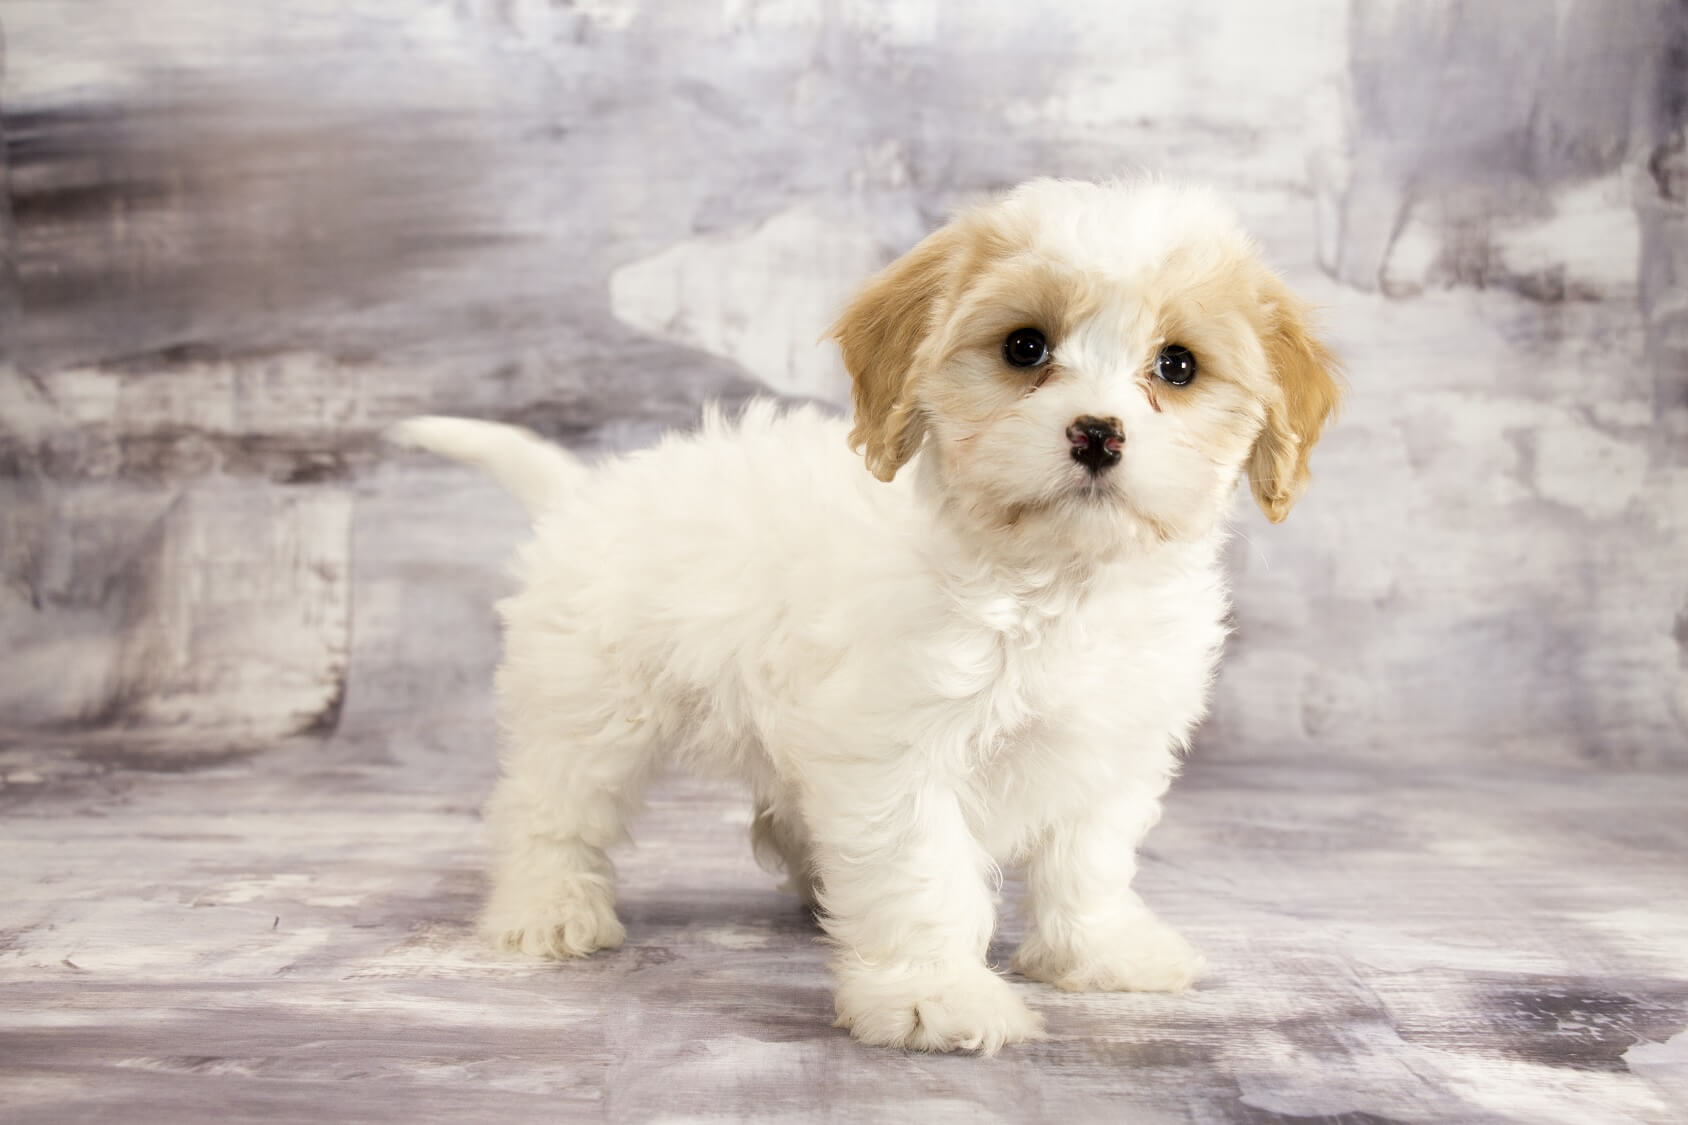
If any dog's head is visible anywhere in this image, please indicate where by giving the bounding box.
[833,179,1342,550]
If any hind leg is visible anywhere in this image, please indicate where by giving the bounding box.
[480,618,660,959]
[749,794,820,909]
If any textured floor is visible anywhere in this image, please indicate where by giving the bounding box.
[2,739,1684,1123]
[6,3,1687,1120]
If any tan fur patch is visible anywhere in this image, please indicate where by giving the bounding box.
[1246,279,1344,522]
[1149,251,1342,521]
[917,261,1102,444]
[831,215,1012,481]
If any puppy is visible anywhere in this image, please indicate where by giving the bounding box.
[391,178,1341,1053]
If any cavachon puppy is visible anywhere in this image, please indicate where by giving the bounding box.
[391,178,1342,1053]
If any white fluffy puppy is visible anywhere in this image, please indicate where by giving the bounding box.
[391,178,1341,1053]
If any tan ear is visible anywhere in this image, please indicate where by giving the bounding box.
[1248,281,1344,522]
[831,225,961,481]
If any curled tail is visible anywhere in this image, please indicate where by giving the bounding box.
[386,416,586,519]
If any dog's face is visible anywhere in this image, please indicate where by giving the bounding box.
[834,180,1342,550]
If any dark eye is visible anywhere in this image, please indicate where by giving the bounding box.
[1003,327,1049,368]
[1155,344,1197,386]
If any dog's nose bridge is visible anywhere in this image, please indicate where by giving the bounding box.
[1071,364,1157,428]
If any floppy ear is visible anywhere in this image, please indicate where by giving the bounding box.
[832,225,961,481]
[1248,279,1344,522]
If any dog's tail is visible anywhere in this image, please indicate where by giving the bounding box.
[386,416,586,519]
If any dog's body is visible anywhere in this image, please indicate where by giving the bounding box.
[393,179,1341,1052]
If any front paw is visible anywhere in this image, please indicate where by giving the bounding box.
[833,960,1045,1053]
[480,882,625,960]
[1014,913,1205,993]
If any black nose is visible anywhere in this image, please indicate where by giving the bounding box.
[1067,415,1123,473]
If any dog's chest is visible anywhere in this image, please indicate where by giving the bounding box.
[931,565,1226,835]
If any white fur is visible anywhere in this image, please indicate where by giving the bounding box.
[392,180,1333,1053]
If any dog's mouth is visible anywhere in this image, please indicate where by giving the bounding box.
[995,479,1177,547]
[1061,475,1182,542]
[1067,469,1122,506]
[1074,477,1113,500]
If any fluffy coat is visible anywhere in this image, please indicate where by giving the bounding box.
[391,177,1342,1052]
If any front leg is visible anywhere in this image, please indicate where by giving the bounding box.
[806,772,1044,1053]
[1013,780,1205,993]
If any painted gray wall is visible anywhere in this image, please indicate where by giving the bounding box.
[3,0,1684,767]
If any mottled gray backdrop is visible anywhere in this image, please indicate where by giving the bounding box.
[5,4,1688,1121]
[4,0,1684,769]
